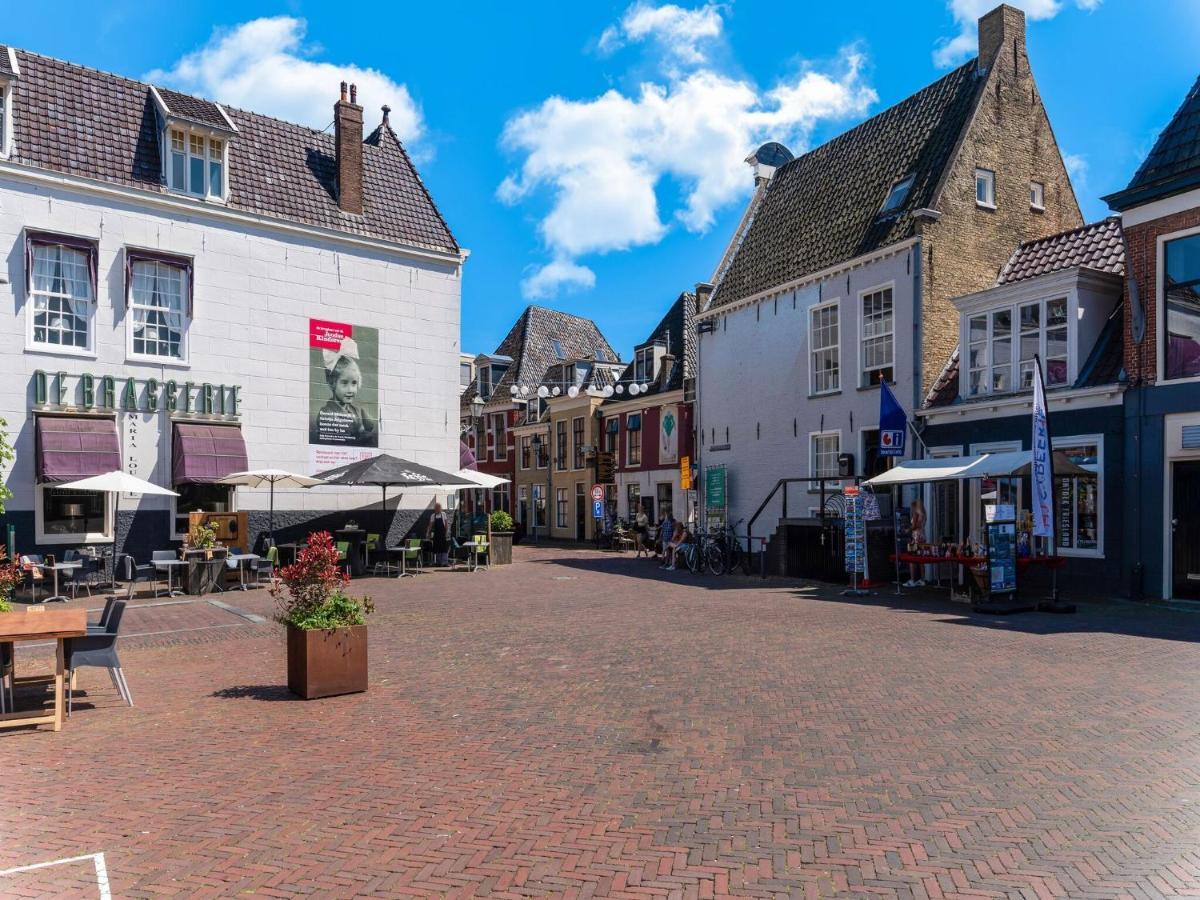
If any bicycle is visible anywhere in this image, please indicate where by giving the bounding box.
[678,527,725,575]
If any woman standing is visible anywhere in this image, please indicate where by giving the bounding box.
[427,502,450,567]
[904,496,927,587]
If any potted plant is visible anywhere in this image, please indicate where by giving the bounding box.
[186,522,219,558]
[271,531,373,699]
[488,510,515,566]
[0,551,20,611]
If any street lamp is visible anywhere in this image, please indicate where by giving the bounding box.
[469,395,484,419]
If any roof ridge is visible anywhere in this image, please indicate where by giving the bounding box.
[362,118,458,250]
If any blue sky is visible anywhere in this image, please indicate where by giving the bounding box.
[6,1,1199,357]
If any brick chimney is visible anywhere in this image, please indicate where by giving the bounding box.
[334,81,364,215]
[658,353,676,391]
[978,4,1028,75]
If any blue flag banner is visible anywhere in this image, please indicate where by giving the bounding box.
[879,380,907,457]
[1031,356,1054,538]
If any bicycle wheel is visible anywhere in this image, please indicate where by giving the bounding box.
[724,539,741,575]
[705,542,726,576]
[684,542,702,573]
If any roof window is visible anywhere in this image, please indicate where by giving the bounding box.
[880,175,914,214]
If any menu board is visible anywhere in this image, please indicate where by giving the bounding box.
[987,522,1017,593]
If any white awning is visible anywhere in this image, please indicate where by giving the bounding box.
[446,468,512,490]
[862,450,1090,488]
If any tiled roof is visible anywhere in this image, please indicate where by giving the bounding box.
[710,60,980,310]
[605,291,696,402]
[154,86,234,131]
[5,49,458,254]
[997,219,1125,284]
[1105,75,1200,212]
[923,348,960,408]
[0,46,16,78]
[462,306,618,412]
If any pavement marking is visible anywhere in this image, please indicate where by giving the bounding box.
[207,598,268,623]
[0,851,111,900]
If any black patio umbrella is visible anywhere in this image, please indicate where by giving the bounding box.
[312,453,474,511]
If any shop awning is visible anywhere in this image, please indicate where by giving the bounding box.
[862,450,1091,488]
[173,423,248,484]
[35,416,121,483]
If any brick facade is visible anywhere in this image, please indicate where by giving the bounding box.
[1121,205,1200,383]
[916,6,1082,393]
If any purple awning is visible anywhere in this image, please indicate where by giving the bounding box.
[36,416,120,483]
[173,423,248,484]
[460,440,477,471]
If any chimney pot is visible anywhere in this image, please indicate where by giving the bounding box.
[381,104,391,126]
[350,83,358,104]
[340,81,348,102]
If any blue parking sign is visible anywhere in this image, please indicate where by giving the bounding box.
[593,499,603,519]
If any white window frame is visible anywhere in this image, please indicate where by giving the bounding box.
[634,346,655,383]
[164,125,229,202]
[858,283,895,388]
[556,487,567,529]
[36,484,112,545]
[26,240,97,358]
[519,436,531,471]
[975,168,996,208]
[0,78,12,159]
[627,418,642,468]
[809,300,840,396]
[808,430,841,490]
[1030,180,1045,211]
[1053,435,1103,558]
[126,258,191,365]
[171,486,238,542]
[964,297,1069,398]
[572,415,585,470]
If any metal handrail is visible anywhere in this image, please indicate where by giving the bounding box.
[746,475,851,578]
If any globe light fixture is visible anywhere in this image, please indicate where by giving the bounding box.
[567,386,579,398]
[603,385,614,398]
[537,385,549,399]
[552,386,561,396]
[509,384,518,396]
[615,384,624,394]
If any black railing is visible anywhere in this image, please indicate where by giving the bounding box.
[746,476,858,579]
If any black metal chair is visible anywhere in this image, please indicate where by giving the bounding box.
[119,554,156,600]
[66,599,131,714]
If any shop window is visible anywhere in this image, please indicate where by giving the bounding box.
[37,486,109,543]
[491,486,509,513]
[861,286,894,386]
[627,483,640,520]
[656,482,673,520]
[1055,440,1101,554]
[573,416,585,469]
[29,240,94,352]
[173,483,234,538]
[1164,233,1200,380]
[810,303,839,394]
[130,259,188,360]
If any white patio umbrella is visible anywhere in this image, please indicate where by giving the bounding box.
[445,468,511,490]
[217,469,324,545]
[56,471,179,571]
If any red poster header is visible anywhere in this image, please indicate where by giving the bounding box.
[309,319,352,350]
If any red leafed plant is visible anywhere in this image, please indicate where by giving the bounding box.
[271,531,373,630]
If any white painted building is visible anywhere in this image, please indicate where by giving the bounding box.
[0,47,464,559]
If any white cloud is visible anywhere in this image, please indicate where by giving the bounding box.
[521,259,597,300]
[1063,152,1089,187]
[933,0,1101,67]
[146,17,423,141]
[500,3,876,298]
[599,2,723,64]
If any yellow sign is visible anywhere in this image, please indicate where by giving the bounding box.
[680,455,692,490]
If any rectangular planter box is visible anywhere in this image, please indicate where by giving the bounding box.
[490,532,513,565]
[286,624,368,699]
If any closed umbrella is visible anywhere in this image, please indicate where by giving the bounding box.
[57,471,179,577]
[217,469,324,546]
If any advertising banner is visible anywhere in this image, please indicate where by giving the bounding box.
[659,405,678,464]
[308,318,380,472]
[1030,356,1054,538]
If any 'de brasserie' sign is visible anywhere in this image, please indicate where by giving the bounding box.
[31,370,241,418]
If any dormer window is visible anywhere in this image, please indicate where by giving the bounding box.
[880,175,913,214]
[634,346,655,383]
[0,48,19,159]
[966,297,1069,397]
[150,86,237,202]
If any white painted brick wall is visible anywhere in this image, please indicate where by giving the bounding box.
[0,174,463,517]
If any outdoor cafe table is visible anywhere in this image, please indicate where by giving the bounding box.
[154,558,187,597]
[36,560,82,603]
[226,553,260,590]
[0,608,87,731]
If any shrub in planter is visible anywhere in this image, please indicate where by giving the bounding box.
[0,552,18,611]
[489,510,514,533]
[488,510,515,565]
[271,531,374,699]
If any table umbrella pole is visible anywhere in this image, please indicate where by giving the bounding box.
[269,479,276,548]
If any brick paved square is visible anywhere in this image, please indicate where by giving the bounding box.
[3,545,1200,898]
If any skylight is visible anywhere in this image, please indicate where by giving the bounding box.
[880,175,914,214]
[551,339,565,359]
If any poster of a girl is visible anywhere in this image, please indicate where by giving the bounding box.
[318,338,377,444]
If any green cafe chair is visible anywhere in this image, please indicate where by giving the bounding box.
[471,534,491,572]
[401,538,423,577]
[365,533,380,569]
[334,541,351,576]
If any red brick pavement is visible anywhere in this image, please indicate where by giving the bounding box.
[3,545,1200,898]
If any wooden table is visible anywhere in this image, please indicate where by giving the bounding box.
[0,608,87,731]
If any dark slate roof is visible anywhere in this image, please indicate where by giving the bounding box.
[0,46,16,78]
[462,306,618,411]
[997,219,1125,284]
[6,49,458,254]
[154,86,234,131]
[605,291,696,402]
[1106,75,1200,212]
[710,60,980,310]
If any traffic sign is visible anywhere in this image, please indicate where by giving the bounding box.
[590,484,604,502]
[592,499,603,519]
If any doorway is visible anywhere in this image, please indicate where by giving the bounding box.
[575,482,586,541]
[1171,461,1200,600]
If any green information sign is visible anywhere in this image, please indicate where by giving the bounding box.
[705,465,726,510]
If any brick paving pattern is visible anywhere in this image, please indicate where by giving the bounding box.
[3,545,1200,898]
